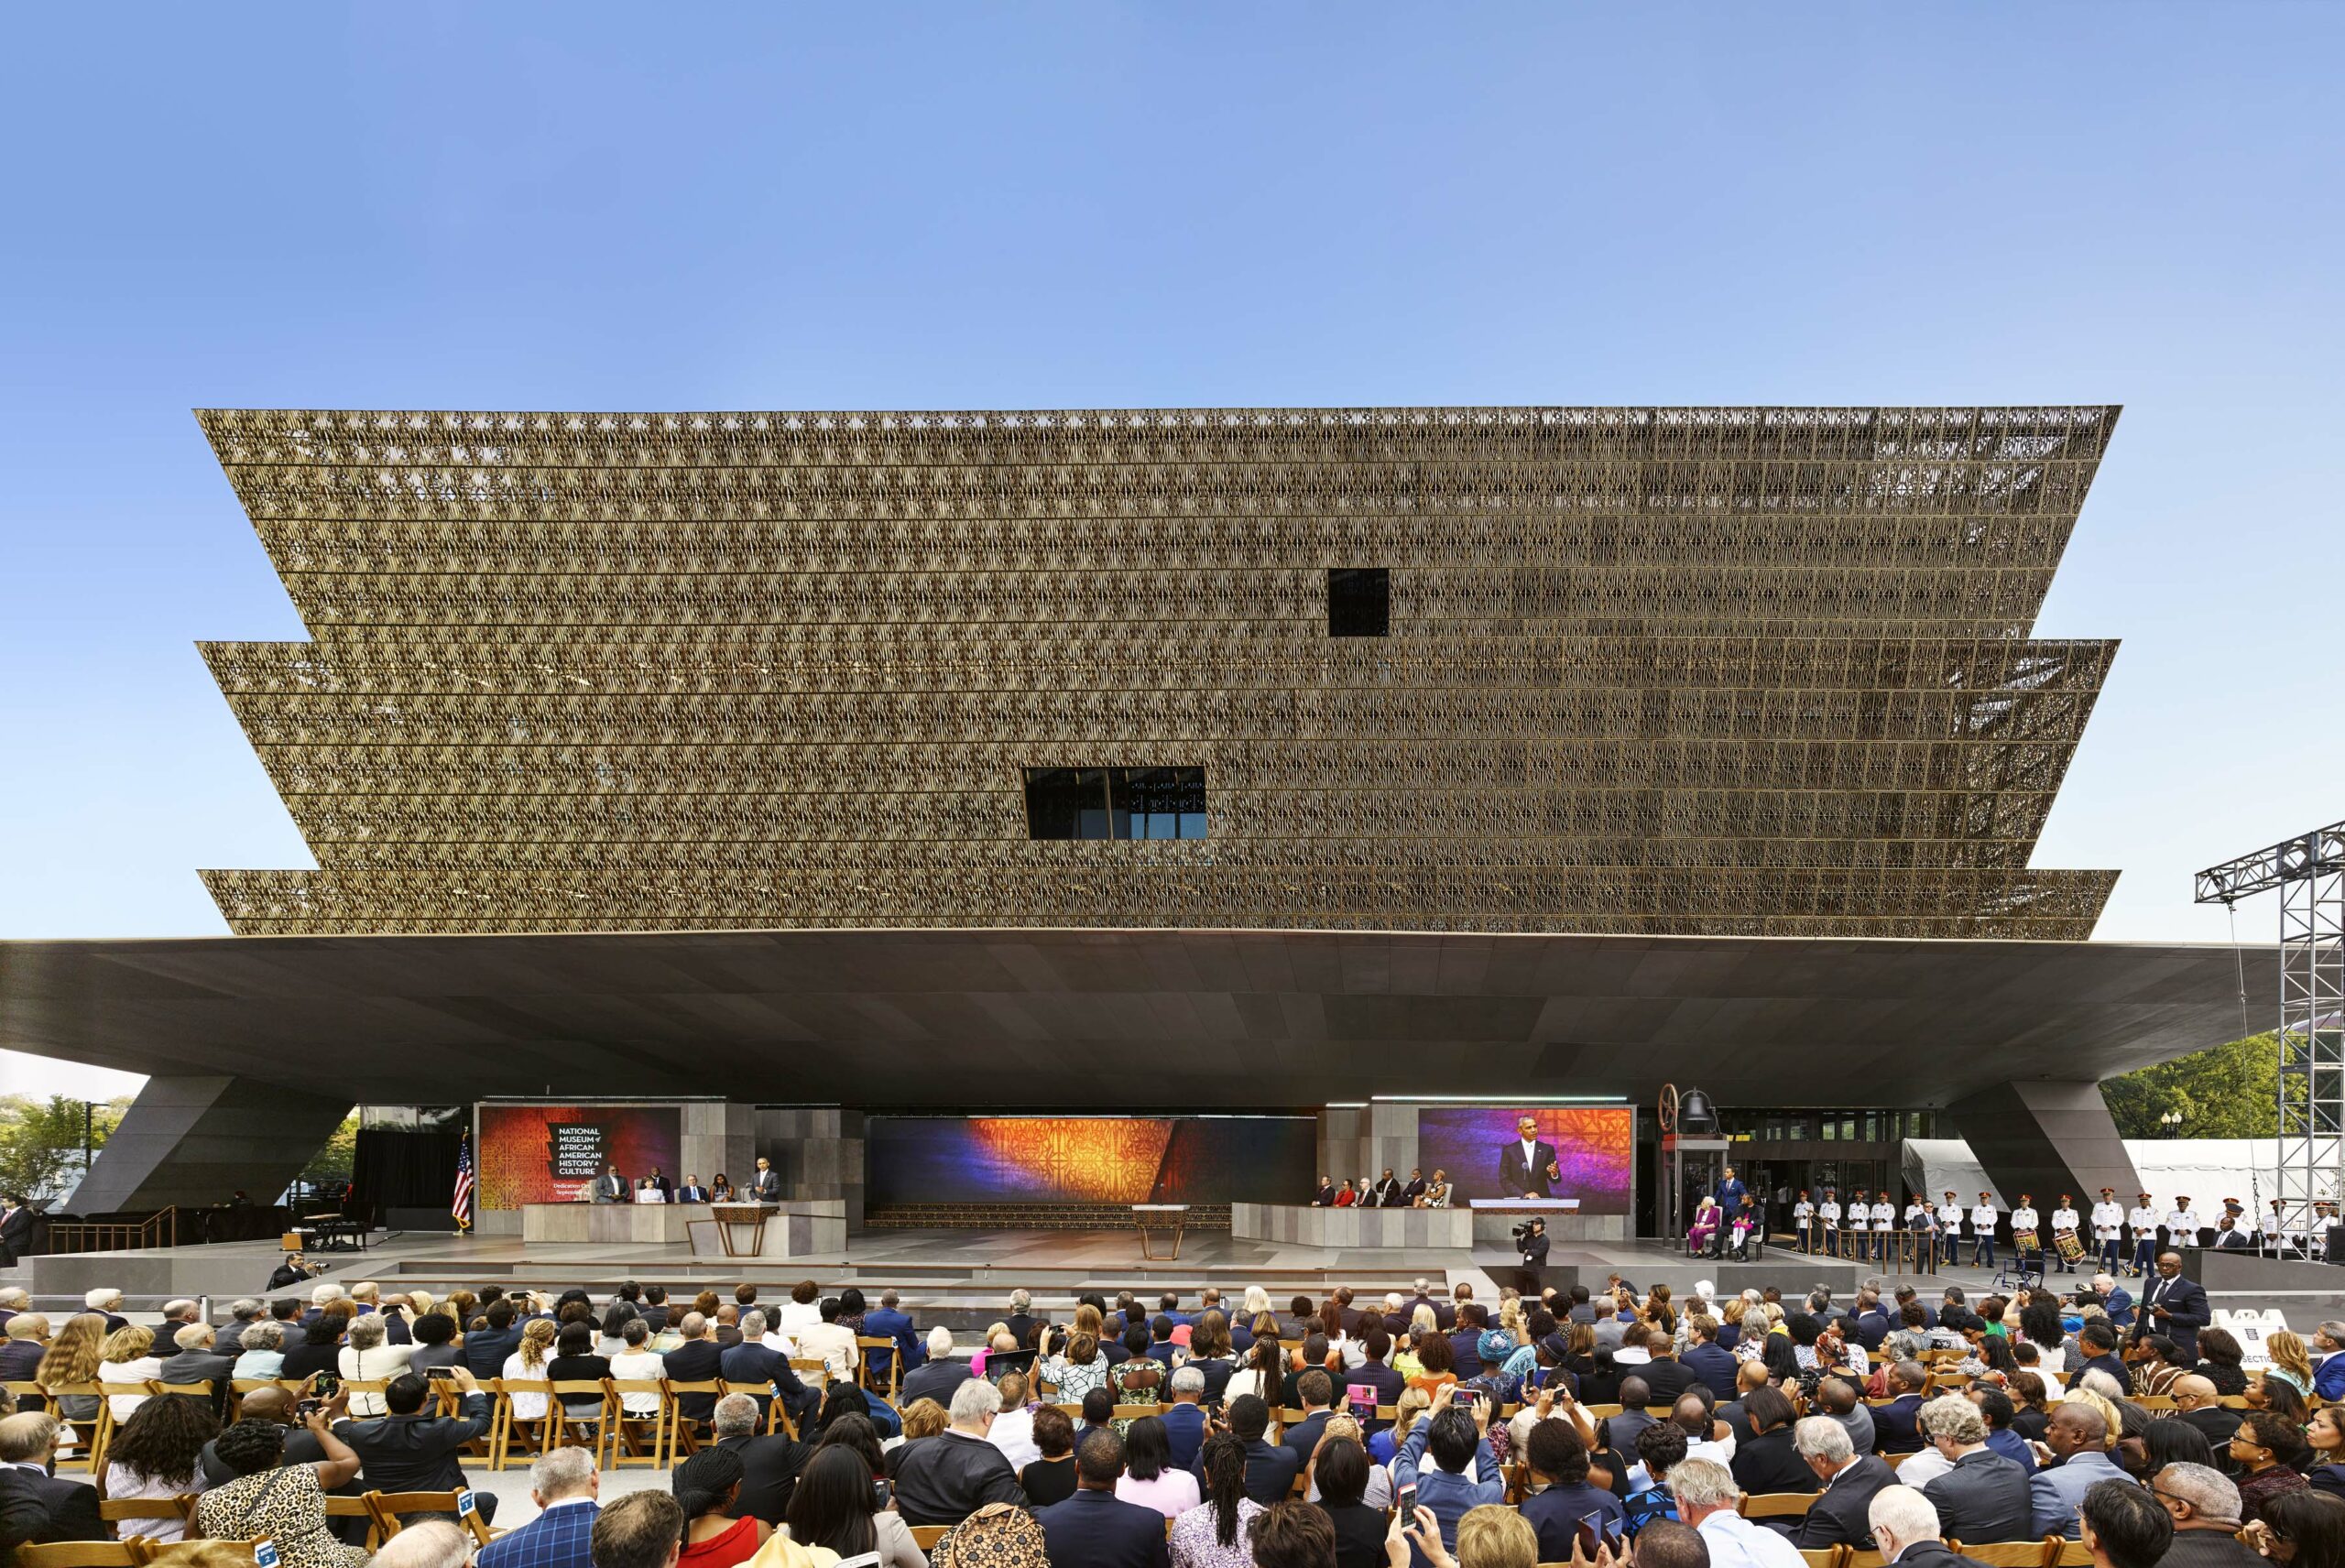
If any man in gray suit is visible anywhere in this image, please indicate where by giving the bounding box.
[2030,1404,2137,1540]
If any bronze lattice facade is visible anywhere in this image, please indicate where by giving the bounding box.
[196,405,2121,938]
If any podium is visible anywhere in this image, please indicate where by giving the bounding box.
[1132,1203,1188,1260]
[711,1204,769,1258]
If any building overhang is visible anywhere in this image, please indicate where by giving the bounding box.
[0,927,2269,1110]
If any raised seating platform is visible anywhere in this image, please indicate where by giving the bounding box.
[1232,1202,1474,1249]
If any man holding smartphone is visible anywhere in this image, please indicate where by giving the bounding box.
[1389,1383,1504,1566]
[333,1368,499,1524]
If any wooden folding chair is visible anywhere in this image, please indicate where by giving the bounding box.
[2048,1541,2090,1567]
[1113,1403,1164,1421]
[773,1377,811,1443]
[146,1538,268,1568]
[428,1380,495,1461]
[368,1489,495,1548]
[770,1359,827,1437]
[550,1379,617,1467]
[336,1379,390,1419]
[5,1379,47,1413]
[663,1379,725,1458]
[88,1384,158,1473]
[228,1379,282,1421]
[489,1377,559,1470]
[1798,1549,1850,1568]
[1740,1493,1817,1519]
[909,1526,950,1552]
[606,1377,671,1469]
[148,1381,220,1422]
[324,1492,388,1550]
[856,1336,900,1398]
[99,1496,200,1535]
[41,1383,105,1471]
[1945,1542,2055,1568]
[16,1544,149,1568]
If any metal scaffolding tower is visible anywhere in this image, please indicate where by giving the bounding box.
[2197,821,2345,1242]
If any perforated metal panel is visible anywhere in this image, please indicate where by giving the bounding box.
[195,404,2121,937]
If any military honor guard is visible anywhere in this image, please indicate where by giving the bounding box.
[2127,1192,2161,1275]
[1970,1191,2000,1268]
[2165,1194,2203,1251]
[2091,1188,2127,1272]
[2050,1192,2083,1273]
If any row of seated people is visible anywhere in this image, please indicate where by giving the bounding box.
[4,1269,2345,1568]
[1311,1172,1454,1209]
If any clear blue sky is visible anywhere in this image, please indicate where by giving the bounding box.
[3,5,2340,1094]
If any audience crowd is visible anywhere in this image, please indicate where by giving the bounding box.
[0,1258,2337,1568]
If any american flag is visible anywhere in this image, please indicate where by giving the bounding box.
[451,1132,474,1232]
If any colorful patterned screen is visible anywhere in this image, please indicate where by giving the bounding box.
[1414,1105,1636,1212]
[476,1103,683,1207]
[866,1116,1315,1206]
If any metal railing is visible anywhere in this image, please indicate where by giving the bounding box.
[45,1206,179,1254]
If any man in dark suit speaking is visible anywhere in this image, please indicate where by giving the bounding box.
[748,1157,783,1204]
[2132,1250,2211,1360]
[1499,1115,1562,1199]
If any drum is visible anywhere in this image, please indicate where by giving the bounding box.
[2013,1226,2043,1254]
[2054,1227,2087,1263]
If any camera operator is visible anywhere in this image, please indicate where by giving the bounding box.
[1516,1216,1550,1294]
[268,1251,323,1290]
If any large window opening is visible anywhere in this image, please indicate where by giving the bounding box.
[1328,568,1390,637]
[1025,767,1207,840]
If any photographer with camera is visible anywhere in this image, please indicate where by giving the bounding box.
[1516,1217,1550,1294]
[268,1252,323,1291]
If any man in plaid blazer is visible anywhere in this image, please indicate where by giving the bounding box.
[475,1448,599,1568]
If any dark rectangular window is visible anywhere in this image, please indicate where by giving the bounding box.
[1025,767,1206,840]
[1328,568,1390,637]
[1024,768,1111,840]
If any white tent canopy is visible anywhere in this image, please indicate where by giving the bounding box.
[1904,1137,2342,1216]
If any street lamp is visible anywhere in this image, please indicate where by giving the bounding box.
[2159,1111,2185,1130]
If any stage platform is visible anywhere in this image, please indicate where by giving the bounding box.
[15,1225,2098,1325]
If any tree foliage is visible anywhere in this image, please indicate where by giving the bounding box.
[2103,1032,2280,1139]
[0,1094,125,1201]
[300,1116,359,1188]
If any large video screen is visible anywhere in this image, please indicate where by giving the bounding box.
[477,1104,684,1207]
[1414,1105,1635,1214]
[866,1116,1315,1207]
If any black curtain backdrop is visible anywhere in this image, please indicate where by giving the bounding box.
[351,1128,463,1221]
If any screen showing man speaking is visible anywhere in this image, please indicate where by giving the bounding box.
[1412,1105,1634,1212]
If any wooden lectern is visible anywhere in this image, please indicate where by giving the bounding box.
[1131,1203,1188,1260]
[711,1203,769,1258]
